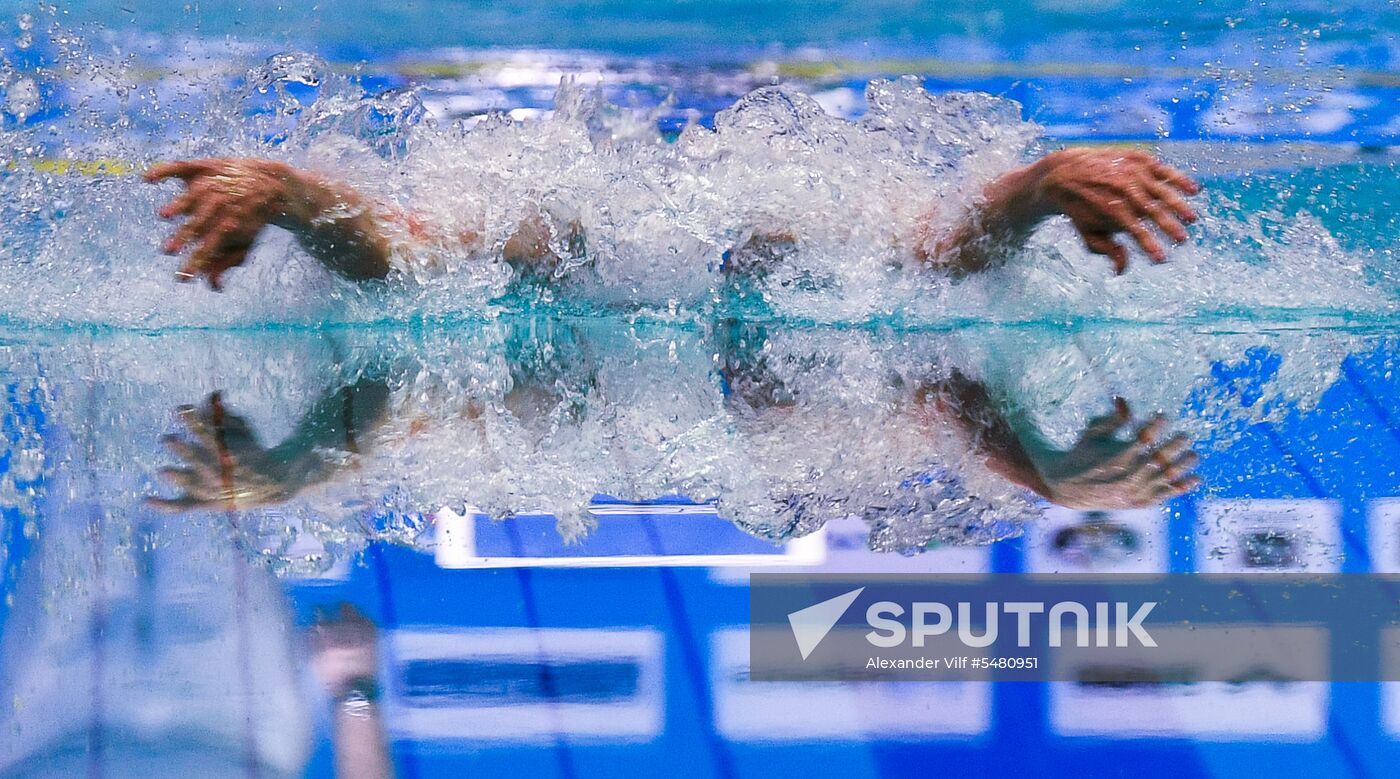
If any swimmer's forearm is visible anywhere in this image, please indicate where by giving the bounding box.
[917,161,1050,273]
[918,374,1056,499]
[275,170,395,280]
[266,378,393,495]
[286,168,531,278]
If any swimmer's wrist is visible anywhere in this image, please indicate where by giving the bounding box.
[257,443,335,498]
[269,168,324,230]
[1006,157,1058,223]
[976,158,1057,239]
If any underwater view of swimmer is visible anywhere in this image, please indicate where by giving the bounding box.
[134,320,1205,542]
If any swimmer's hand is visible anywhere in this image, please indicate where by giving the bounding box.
[1035,398,1201,509]
[147,392,312,511]
[1025,148,1200,273]
[146,158,392,289]
[146,159,303,290]
[925,147,1200,275]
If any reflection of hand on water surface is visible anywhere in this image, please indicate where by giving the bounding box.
[139,323,1208,554]
[150,379,392,512]
[150,392,306,511]
[918,374,1202,513]
[1032,399,1201,510]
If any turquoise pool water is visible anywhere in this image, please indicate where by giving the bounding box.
[1,2,1400,777]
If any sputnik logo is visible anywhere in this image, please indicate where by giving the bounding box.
[787,587,864,660]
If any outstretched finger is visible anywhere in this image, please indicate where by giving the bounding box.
[144,159,219,184]
[1127,190,1188,245]
[160,432,203,461]
[144,494,206,513]
[1143,177,1198,224]
[1150,434,1192,465]
[1155,475,1202,499]
[1158,450,1200,481]
[178,242,213,283]
[181,223,246,287]
[1082,230,1128,274]
[1113,208,1168,262]
[156,466,200,491]
[1135,415,1168,446]
[159,433,219,479]
[185,236,252,291]
[206,246,251,292]
[164,200,223,256]
[158,189,201,220]
[1152,161,1201,195]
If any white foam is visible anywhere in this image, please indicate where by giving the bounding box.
[0,39,1392,328]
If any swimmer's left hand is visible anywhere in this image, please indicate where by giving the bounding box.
[147,392,303,512]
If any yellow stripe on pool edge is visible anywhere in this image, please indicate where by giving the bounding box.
[5,158,136,176]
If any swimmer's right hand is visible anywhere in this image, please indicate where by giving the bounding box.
[1027,148,1201,274]
[924,146,1200,275]
[145,158,314,291]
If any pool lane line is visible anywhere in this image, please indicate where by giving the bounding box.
[32,52,1400,90]
[4,137,1395,183]
[3,158,136,176]
[636,516,737,779]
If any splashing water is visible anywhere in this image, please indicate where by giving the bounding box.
[0,17,1393,329]
[0,319,1382,564]
[1,9,1398,776]
[0,17,1395,563]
